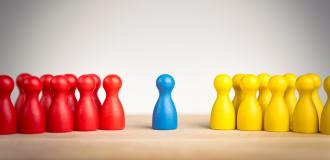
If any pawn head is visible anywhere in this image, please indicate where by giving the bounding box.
[64,74,78,92]
[51,75,70,92]
[156,74,175,92]
[16,73,31,89]
[269,75,287,92]
[232,74,244,90]
[23,76,42,94]
[324,76,330,94]
[89,74,101,90]
[296,75,314,92]
[40,74,53,90]
[258,73,271,89]
[103,74,122,91]
[240,74,259,91]
[307,73,321,89]
[283,73,297,89]
[78,75,95,93]
[214,74,232,92]
[0,75,14,94]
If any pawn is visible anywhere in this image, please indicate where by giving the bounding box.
[65,74,78,111]
[47,75,73,132]
[307,73,323,121]
[100,74,125,130]
[292,75,318,133]
[152,74,178,130]
[210,74,235,130]
[283,73,297,130]
[257,73,271,114]
[264,75,289,132]
[237,74,262,131]
[75,75,99,131]
[18,76,45,134]
[15,73,31,117]
[232,74,245,113]
[89,74,102,111]
[40,74,53,114]
[0,75,16,134]
[320,76,330,134]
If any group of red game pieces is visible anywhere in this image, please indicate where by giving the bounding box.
[0,73,125,134]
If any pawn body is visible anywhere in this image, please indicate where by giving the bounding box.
[283,73,297,130]
[232,74,244,113]
[152,74,177,130]
[18,76,45,134]
[320,76,330,134]
[75,75,99,131]
[292,75,318,133]
[47,75,73,132]
[65,74,78,111]
[307,73,323,121]
[89,74,102,111]
[0,75,16,134]
[100,75,125,130]
[258,74,271,114]
[40,74,53,114]
[210,74,235,130]
[264,75,289,132]
[237,74,262,131]
[15,73,31,118]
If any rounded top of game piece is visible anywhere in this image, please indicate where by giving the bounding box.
[240,74,259,91]
[0,75,14,93]
[64,74,78,90]
[283,73,297,88]
[40,74,53,89]
[258,73,271,89]
[78,75,95,93]
[296,75,314,92]
[23,76,42,93]
[268,75,287,92]
[103,74,122,91]
[156,74,175,92]
[324,76,330,94]
[307,73,321,89]
[232,74,244,89]
[214,74,232,91]
[89,74,101,89]
[51,75,70,92]
[16,73,31,88]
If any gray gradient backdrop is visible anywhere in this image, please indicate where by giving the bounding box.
[0,0,329,114]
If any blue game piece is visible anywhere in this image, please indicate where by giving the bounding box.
[152,74,178,130]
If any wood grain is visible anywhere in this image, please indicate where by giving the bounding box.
[0,115,329,160]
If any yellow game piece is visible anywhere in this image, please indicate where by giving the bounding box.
[210,74,235,130]
[307,73,323,121]
[237,74,262,131]
[292,75,319,133]
[232,74,245,113]
[320,76,330,134]
[257,73,271,114]
[264,75,289,132]
[283,73,297,130]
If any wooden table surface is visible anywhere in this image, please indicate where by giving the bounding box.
[0,115,329,160]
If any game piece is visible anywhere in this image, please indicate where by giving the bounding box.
[210,74,235,130]
[89,74,102,111]
[47,75,73,132]
[258,73,271,114]
[283,73,297,130]
[0,75,16,134]
[232,74,244,113]
[18,76,45,134]
[307,73,323,121]
[320,76,330,134]
[100,74,125,130]
[64,74,78,111]
[237,74,262,131]
[40,74,53,114]
[15,73,31,117]
[152,74,177,130]
[264,75,289,132]
[292,75,318,133]
[75,75,99,131]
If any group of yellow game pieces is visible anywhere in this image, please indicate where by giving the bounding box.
[210,73,330,134]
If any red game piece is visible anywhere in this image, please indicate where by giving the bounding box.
[47,75,73,132]
[40,74,53,114]
[89,74,102,111]
[15,73,30,117]
[75,75,99,131]
[0,75,16,134]
[64,74,78,111]
[100,74,125,130]
[18,76,45,134]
